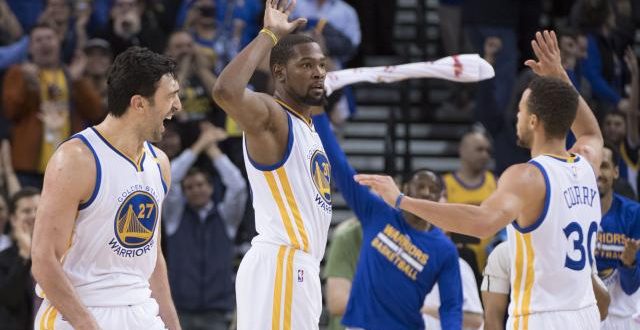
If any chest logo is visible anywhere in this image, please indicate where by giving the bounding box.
[114,191,158,248]
[310,150,331,203]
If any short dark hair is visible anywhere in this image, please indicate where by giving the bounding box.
[603,110,625,122]
[603,141,621,166]
[106,47,176,117]
[29,21,57,37]
[181,167,213,189]
[9,187,40,215]
[577,0,612,31]
[526,76,579,139]
[269,34,317,71]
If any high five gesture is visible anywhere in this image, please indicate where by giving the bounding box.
[264,0,307,39]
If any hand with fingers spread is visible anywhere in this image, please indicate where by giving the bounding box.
[524,30,568,81]
[353,174,402,207]
[620,237,640,267]
[263,0,307,39]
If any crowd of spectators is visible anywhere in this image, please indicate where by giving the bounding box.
[0,0,638,329]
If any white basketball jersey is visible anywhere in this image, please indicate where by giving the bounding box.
[601,269,640,318]
[243,103,332,261]
[37,127,167,307]
[507,154,601,320]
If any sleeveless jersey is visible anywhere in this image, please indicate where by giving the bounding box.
[507,154,601,321]
[37,127,167,307]
[442,171,496,205]
[243,102,332,261]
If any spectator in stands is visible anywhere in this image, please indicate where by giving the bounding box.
[576,0,630,115]
[437,0,464,55]
[422,257,484,330]
[184,0,237,74]
[0,188,40,330]
[164,122,247,330]
[232,0,264,49]
[165,31,219,124]
[600,49,640,199]
[462,0,519,115]
[314,108,462,329]
[323,217,362,330]
[293,0,361,124]
[595,142,640,329]
[99,0,166,55]
[83,38,112,112]
[2,22,103,189]
[37,0,91,64]
[442,131,496,285]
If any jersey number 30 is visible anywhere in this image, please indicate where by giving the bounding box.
[563,221,598,271]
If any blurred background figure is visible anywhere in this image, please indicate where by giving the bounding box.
[442,130,496,285]
[99,0,165,56]
[0,188,40,330]
[83,38,113,111]
[2,22,103,189]
[163,122,247,330]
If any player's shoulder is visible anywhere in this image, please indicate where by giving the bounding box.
[50,137,96,170]
[499,163,544,187]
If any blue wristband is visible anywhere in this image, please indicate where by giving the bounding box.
[394,193,404,209]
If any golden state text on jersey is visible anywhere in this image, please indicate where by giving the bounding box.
[108,185,161,257]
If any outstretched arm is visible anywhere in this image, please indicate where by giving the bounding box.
[313,111,389,223]
[354,163,539,238]
[525,30,603,170]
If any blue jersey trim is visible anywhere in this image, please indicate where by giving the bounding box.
[512,160,550,233]
[146,142,167,194]
[75,135,102,210]
[245,112,294,172]
[90,127,144,172]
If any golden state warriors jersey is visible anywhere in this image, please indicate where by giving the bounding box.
[37,127,167,307]
[243,103,332,262]
[507,154,600,322]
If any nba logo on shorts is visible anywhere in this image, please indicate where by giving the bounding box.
[298,269,304,282]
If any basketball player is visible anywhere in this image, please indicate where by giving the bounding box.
[31,47,181,329]
[355,30,605,329]
[211,1,331,329]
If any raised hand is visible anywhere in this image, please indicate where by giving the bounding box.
[354,174,402,207]
[624,47,638,81]
[263,0,307,39]
[620,237,640,267]
[524,30,567,80]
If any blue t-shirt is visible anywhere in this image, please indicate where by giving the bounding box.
[313,114,462,330]
[595,194,640,295]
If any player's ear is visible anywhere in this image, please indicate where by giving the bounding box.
[130,95,147,113]
[529,113,538,128]
[613,165,619,180]
[273,64,286,83]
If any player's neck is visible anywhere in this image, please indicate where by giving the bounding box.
[529,136,568,159]
[456,164,485,183]
[600,192,613,215]
[94,115,146,160]
[273,91,312,121]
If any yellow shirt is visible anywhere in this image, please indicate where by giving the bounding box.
[38,69,70,173]
[442,171,497,270]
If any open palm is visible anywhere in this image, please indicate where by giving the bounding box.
[264,0,307,37]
